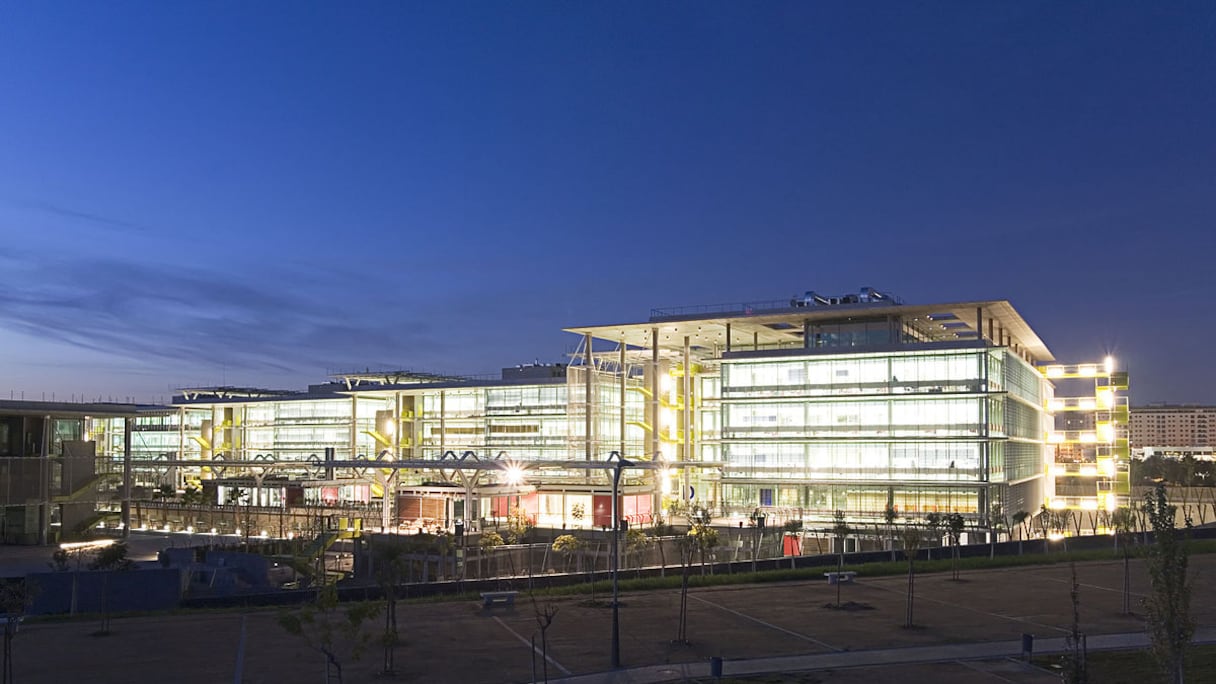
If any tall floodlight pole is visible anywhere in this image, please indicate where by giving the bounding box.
[609,452,633,669]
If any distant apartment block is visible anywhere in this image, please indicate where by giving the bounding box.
[1131,404,1216,448]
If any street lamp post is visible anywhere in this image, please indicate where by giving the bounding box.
[609,452,633,669]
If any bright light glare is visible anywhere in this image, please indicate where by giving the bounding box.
[59,539,116,551]
[505,465,524,486]
[1105,356,1115,374]
[1045,366,1065,378]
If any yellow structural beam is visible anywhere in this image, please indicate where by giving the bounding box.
[628,420,653,433]
[363,429,393,447]
[669,363,704,377]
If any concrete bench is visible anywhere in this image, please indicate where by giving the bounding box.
[824,571,857,585]
[0,616,23,634]
[480,591,519,609]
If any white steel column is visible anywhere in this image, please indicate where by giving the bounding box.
[650,328,660,460]
[682,336,691,504]
[349,396,358,459]
[394,392,402,457]
[38,416,50,546]
[619,342,627,457]
[650,328,661,517]
[122,416,132,538]
[585,332,594,462]
[175,408,185,490]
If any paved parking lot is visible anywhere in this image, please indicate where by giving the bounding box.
[9,553,1216,683]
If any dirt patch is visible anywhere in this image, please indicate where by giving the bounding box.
[822,601,874,611]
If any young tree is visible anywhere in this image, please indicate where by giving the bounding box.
[551,534,586,573]
[674,533,694,645]
[674,512,718,644]
[688,517,719,575]
[479,531,504,578]
[649,519,672,577]
[924,512,943,561]
[1110,507,1137,615]
[988,502,1005,560]
[370,539,408,675]
[898,522,922,628]
[505,507,533,545]
[624,527,651,577]
[1142,485,1194,684]
[531,597,559,684]
[831,510,851,607]
[883,503,898,562]
[1012,510,1030,555]
[278,585,381,684]
[946,513,965,581]
[1061,560,1088,684]
[89,541,135,636]
[1,580,35,684]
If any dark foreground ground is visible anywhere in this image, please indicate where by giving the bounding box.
[8,553,1215,683]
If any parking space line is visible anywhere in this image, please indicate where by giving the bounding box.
[492,616,572,675]
[688,593,838,650]
[864,580,1070,635]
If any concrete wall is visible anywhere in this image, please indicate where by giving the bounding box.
[26,567,183,615]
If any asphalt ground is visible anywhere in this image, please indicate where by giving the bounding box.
[8,553,1215,683]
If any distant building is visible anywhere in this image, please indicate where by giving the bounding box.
[1131,404,1216,448]
[0,400,149,544]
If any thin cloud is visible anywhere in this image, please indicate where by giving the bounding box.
[18,200,154,234]
[0,253,440,375]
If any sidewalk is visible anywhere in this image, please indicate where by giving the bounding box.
[553,626,1216,684]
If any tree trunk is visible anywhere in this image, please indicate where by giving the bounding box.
[905,561,915,627]
[1121,551,1131,615]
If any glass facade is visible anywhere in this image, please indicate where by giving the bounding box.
[36,297,1074,542]
[717,347,1049,524]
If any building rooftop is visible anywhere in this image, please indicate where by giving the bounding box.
[0,399,151,417]
[566,298,1053,362]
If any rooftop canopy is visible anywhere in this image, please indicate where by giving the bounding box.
[566,299,1053,363]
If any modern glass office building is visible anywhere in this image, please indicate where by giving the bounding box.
[567,290,1070,530]
[5,288,1129,544]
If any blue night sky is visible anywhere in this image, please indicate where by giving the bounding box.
[1,2,1213,404]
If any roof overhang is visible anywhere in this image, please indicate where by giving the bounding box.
[565,300,1053,363]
